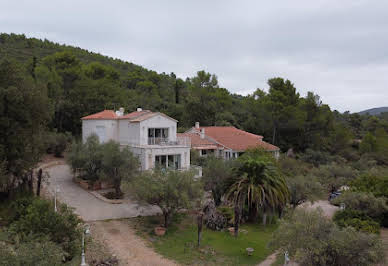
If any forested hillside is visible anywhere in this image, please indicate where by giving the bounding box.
[359,107,388,116]
[1,33,388,154]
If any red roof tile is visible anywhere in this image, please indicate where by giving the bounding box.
[81,110,117,120]
[188,126,279,151]
[119,110,151,120]
[178,133,217,148]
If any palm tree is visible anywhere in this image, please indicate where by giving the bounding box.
[226,151,289,223]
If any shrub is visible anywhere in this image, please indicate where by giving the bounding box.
[10,238,64,266]
[190,149,206,166]
[271,209,384,266]
[299,149,335,166]
[9,198,81,261]
[67,135,102,182]
[310,163,358,191]
[132,169,203,228]
[202,156,235,206]
[334,209,380,234]
[46,132,71,157]
[286,175,324,208]
[331,191,388,222]
[351,173,388,198]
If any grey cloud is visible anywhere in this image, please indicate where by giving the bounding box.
[1,0,388,112]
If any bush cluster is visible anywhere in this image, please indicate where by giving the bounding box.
[334,209,380,234]
[45,132,71,157]
[5,196,81,262]
[271,209,384,266]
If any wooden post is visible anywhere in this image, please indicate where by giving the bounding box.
[36,168,42,196]
[197,211,203,247]
[234,203,240,238]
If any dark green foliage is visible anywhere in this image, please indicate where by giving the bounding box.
[202,156,235,206]
[331,191,388,222]
[9,198,81,260]
[45,131,71,157]
[67,135,103,181]
[0,59,51,195]
[190,149,206,166]
[334,209,380,234]
[299,148,335,166]
[132,169,203,227]
[68,136,139,195]
[351,173,388,198]
[360,132,378,153]
[271,209,384,266]
[226,149,289,222]
[100,140,140,197]
[286,175,323,208]
[0,237,64,266]
[4,33,387,157]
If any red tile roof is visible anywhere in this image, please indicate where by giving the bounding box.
[81,110,117,120]
[118,110,151,120]
[187,126,279,151]
[178,133,218,149]
[81,110,155,121]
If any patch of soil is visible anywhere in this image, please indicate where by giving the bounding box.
[91,220,177,266]
[104,191,124,200]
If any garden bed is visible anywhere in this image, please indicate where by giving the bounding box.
[89,189,125,204]
[73,176,114,191]
[131,214,277,265]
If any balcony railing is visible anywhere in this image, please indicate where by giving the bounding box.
[147,136,191,147]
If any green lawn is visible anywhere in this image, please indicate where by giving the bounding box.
[131,215,277,265]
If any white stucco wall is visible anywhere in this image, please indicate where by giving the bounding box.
[82,119,118,143]
[129,146,190,170]
[118,120,140,145]
[138,115,177,145]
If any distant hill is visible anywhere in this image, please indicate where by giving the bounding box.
[359,107,388,116]
[0,33,151,76]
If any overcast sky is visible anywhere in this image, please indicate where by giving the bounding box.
[2,0,388,112]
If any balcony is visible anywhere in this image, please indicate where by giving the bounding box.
[147,136,191,147]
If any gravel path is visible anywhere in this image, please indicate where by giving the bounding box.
[299,200,339,219]
[91,220,177,266]
[46,164,161,221]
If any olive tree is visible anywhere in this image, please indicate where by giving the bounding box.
[286,175,324,208]
[271,209,384,266]
[332,191,388,219]
[100,140,140,197]
[202,156,235,206]
[132,169,203,227]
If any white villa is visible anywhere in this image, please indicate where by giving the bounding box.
[81,108,191,171]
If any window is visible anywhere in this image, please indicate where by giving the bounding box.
[148,128,169,144]
[155,154,181,169]
[95,126,106,143]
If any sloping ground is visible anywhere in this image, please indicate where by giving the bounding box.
[381,229,388,266]
[91,220,177,266]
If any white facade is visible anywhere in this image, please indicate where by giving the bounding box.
[82,110,190,171]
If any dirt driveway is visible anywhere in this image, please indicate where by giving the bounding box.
[299,200,339,218]
[46,164,161,221]
[91,220,177,266]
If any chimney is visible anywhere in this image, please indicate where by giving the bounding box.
[137,107,142,112]
[200,128,205,139]
[195,122,200,129]
[119,107,124,116]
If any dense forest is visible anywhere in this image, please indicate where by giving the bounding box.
[2,33,388,153]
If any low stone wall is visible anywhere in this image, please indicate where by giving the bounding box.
[89,191,124,204]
